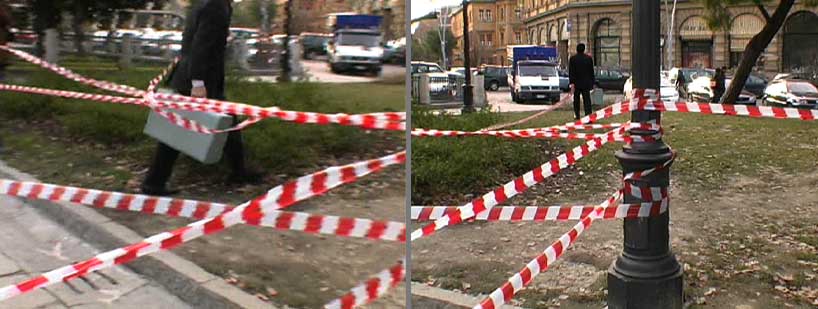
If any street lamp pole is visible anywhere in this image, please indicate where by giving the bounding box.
[461,0,475,113]
[607,0,683,308]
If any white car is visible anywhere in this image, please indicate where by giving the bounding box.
[687,76,757,104]
[623,77,679,103]
[762,79,818,108]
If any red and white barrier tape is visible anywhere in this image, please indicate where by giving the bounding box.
[0,151,405,301]
[474,153,676,309]
[1,46,406,133]
[411,122,660,142]
[325,259,406,309]
[0,84,405,132]
[0,179,405,242]
[410,125,628,241]
[1,46,145,97]
[474,192,621,309]
[411,199,668,222]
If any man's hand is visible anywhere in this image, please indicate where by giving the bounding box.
[191,86,207,98]
[569,84,575,93]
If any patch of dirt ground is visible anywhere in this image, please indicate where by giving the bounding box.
[412,169,818,308]
[0,120,407,308]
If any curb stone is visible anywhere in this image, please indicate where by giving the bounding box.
[411,282,525,309]
[0,159,278,309]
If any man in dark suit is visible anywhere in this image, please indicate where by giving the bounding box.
[568,43,596,120]
[142,0,259,196]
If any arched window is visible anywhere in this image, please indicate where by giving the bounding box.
[593,18,620,67]
[729,14,764,68]
[783,11,818,72]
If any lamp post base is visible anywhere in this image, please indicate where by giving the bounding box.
[461,84,475,113]
[607,260,683,309]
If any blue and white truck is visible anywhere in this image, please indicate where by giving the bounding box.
[327,14,384,75]
[506,45,562,103]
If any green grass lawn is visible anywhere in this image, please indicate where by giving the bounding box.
[0,58,405,177]
[412,104,818,203]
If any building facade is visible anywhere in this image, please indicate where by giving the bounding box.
[521,0,818,75]
[449,0,528,67]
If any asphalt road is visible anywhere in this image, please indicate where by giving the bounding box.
[246,59,405,83]
[301,60,405,83]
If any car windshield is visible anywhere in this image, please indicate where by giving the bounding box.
[788,82,818,94]
[519,64,557,77]
[336,33,380,47]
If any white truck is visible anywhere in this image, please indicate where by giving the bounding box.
[506,45,562,103]
[326,14,384,75]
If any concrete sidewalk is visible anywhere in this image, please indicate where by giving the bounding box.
[0,194,191,309]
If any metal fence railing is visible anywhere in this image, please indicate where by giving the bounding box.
[12,31,281,76]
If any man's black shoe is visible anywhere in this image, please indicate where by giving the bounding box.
[140,185,180,196]
[228,169,265,185]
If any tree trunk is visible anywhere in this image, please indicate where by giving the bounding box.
[72,3,87,56]
[722,0,794,104]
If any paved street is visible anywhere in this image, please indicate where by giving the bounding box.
[301,60,405,83]
[485,87,572,113]
[248,59,405,83]
[0,195,190,309]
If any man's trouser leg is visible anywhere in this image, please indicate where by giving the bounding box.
[581,90,593,116]
[573,90,582,119]
[223,116,247,175]
[142,142,181,189]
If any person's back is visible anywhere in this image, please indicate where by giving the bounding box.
[169,0,231,99]
[569,49,595,91]
[568,43,596,119]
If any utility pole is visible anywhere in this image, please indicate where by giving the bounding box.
[607,0,683,308]
[279,0,293,82]
[461,0,474,113]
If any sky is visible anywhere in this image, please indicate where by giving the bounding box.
[411,0,462,20]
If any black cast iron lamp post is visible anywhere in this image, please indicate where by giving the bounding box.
[607,0,684,308]
[461,0,475,113]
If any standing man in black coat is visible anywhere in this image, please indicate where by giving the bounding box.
[142,0,260,196]
[568,43,596,120]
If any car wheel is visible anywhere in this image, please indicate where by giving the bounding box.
[489,81,500,91]
[511,91,520,103]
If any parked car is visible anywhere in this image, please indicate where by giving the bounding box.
[449,67,479,77]
[299,32,331,59]
[686,76,758,104]
[229,27,260,41]
[411,61,445,75]
[623,77,679,103]
[762,79,818,108]
[480,65,510,91]
[740,74,768,97]
[594,68,629,91]
[558,69,569,92]
[668,67,715,97]
[381,38,405,65]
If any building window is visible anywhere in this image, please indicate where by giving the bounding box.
[500,32,505,44]
[515,8,521,20]
[499,8,505,22]
[486,10,492,22]
[593,18,621,68]
[515,32,522,44]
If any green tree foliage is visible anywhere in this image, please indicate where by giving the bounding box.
[231,0,277,29]
[412,28,455,67]
[699,0,817,104]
